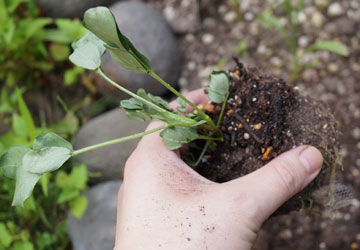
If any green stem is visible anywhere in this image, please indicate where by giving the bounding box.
[97,68,196,127]
[149,70,218,131]
[71,124,169,157]
[192,140,210,167]
[216,92,229,127]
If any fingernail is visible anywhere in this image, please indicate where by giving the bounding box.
[299,146,323,174]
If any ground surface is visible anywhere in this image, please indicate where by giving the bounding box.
[147,0,360,249]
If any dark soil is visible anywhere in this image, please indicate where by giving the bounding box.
[196,61,345,214]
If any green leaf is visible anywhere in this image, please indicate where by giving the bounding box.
[55,171,69,188]
[12,146,71,206]
[64,67,84,85]
[0,223,12,247]
[0,145,30,179]
[306,40,349,56]
[176,97,186,113]
[12,114,27,137]
[160,127,198,150]
[39,173,50,197]
[233,41,249,57]
[23,147,71,174]
[69,31,105,70]
[207,71,230,103]
[125,110,152,122]
[68,165,88,190]
[16,89,36,141]
[12,240,34,250]
[57,188,79,203]
[106,45,149,73]
[69,195,88,219]
[49,43,70,61]
[33,132,73,151]
[258,10,283,29]
[12,168,41,207]
[84,7,151,73]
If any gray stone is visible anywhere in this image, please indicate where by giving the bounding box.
[327,2,344,17]
[163,0,201,34]
[67,181,121,250]
[74,108,147,182]
[34,0,118,18]
[97,1,181,98]
[334,17,357,35]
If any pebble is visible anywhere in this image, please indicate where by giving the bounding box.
[352,127,360,139]
[315,0,330,9]
[202,33,215,45]
[334,17,357,35]
[98,1,181,98]
[74,108,147,182]
[328,2,344,17]
[327,63,339,73]
[244,12,254,21]
[298,36,309,47]
[249,22,260,35]
[319,242,327,249]
[297,12,307,23]
[270,57,284,68]
[67,181,122,250]
[187,61,196,71]
[34,0,117,18]
[163,0,200,34]
[243,133,250,140]
[311,11,326,28]
[224,11,237,23]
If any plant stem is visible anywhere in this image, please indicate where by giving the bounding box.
[71,124,169,156]
[192,140,210,167]
[216,92,229,127]
[97,68,196,127]
[149,70,218,131]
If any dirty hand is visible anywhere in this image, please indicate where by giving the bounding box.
[114,89,323,250]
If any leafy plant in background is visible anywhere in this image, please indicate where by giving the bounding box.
[0,89,87,249]
[0,0,86,90]
[257,0,349,79]
[0,7,230,210]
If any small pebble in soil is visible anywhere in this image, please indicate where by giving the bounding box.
[224,11,237,23]
[202,33,215,45]
[352,127,360,139]
[243,133,250,140]
[315,0,330,9]
[327,2,344,16]
[319,242,327,249]
[327,63,339,73]
[244,12,254,21]
[311,11,326,28]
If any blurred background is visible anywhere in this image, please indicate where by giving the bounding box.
[0,0,359,249]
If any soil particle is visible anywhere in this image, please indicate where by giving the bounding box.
[195,62,341,213]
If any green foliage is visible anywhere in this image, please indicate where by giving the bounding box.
[233,41,249,57]
[160,127,199,150]
[306,40,349,56]
[69,31,106,70]
[257,0,349,79]
[0,0,85,87]
[207,71,230,104]
[80,6,151,73]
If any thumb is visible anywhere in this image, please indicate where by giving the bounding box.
[232,146,323,221]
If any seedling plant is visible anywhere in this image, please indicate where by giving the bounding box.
[0,7,230,207]
[258,0,349,79]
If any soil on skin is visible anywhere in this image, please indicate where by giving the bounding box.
[196,61,342,213]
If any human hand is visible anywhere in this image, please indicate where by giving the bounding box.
[114,89,323,250]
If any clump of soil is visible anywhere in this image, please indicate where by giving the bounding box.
[196,61,343,213]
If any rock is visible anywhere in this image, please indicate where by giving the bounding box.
[202,33,215,45]
[224,11,237,23]
[311,11,326,28]
[74,108,147,182]
[163,0,201,34]
[327,63,339,73]
[97,1,181,98]
[35,0,117,18]
[315,0,330,9]
[334,17,357,35]
[67,181,121,250]
[327,2,344,17]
